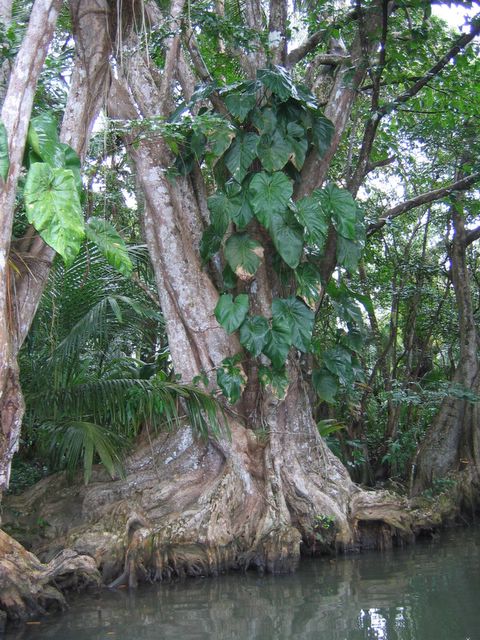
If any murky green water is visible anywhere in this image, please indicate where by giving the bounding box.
[7,527,480,639]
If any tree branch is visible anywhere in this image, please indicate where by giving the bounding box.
[465,225,480,247]
[377,14,480,117]
[368,172,480,235]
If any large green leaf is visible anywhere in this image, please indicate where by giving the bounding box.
[312,369,338,403]
[272,297,314,352]
[24,163,84,266]
[217,357,246,404]
[0,121,9,182]
[320,184,357,240]
[85,218,133,277]
[263,316,292,368]
[214,293,249,333]
[257,130,292,172]
[269,211,303,269]
[224,233,263,279]
[224,92,257,122]
[258,365,289,399]
[200,225,223,262]
[239,315,269,356]
[248,171,293,227]
[285,122,308,170]
[251,107,278,135]
[225,181,254,228]
[27,112,64,168]
[257,66,298,102]
[60,142,83,197]
[310,115,334,157]
[225,132,259,183]
[295,193,329,247]
[295,262,322,308]
[336,235,363,271]
[322,347,354,386]
[207,191,231,234]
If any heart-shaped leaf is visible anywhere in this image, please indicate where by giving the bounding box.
[225,233,264,279]
[248,171,293,227]
[269,210,303,269]
[225,132,259,183]
[217,356,247,403]
[320,183,357,240]
[239,315,269,356]
[263,316,292,368]
[312,369,338,403]
[24,163,84,266]
[310,115,334,158]
[272,297,314,352]
[257,130,292,172]
[27,112,64,168]
[224,92,257,122]
[258,365,289,399]
[214,293,249,333]
[296,193,329,248]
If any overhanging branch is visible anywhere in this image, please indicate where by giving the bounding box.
[368,172,480,235]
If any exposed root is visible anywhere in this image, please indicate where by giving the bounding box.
[1,413,466,625]
[0,529,100,625]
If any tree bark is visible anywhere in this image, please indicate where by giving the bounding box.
[413,199,480,502]
[0,0,112,625]
[0,0,63,496]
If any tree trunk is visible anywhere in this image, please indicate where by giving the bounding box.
[0,0,112,624]
[413,200,480,504]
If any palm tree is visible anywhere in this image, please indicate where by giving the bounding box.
[18,242,223,484]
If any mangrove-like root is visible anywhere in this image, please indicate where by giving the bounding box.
[0,529,101,625]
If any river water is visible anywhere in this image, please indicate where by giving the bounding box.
[7,527,480,640]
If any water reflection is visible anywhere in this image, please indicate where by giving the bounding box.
[7,528,480,640]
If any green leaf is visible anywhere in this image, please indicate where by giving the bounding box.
[257,130,292,172]
[225,182,254,228]
[272,297,314,352]
[285,122,308,170]
[200,225,223,262]
[296,193,329,247]
[251,107,278,135]
[257,66,297,101]
[320,183,357,240]
[214,293,249,333]
[263,316,292,368]
[225,233,263,279]
[225,132,259,183]
[60,142,83,198]
[222,264,237,289]
[336,235,363,271]
[27,112,64,168]
[85,218,133,277]
[312,369,338,403]
[248,171,293,227]
[24,163,84,266]
[207,191,231,234]
[224,92,257,122]
[258,365,289,399]
[269,211,303,269]
[310,115,334,157]
[239,315,269,356]
[209,124,235,158]
[322,347,353,386]
[295,263,322,308]
[0,121,9,182]
[217,358,246,403]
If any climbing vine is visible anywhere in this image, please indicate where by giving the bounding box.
[168,66,365,403]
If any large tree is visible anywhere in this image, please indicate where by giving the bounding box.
[1,0,480,623]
